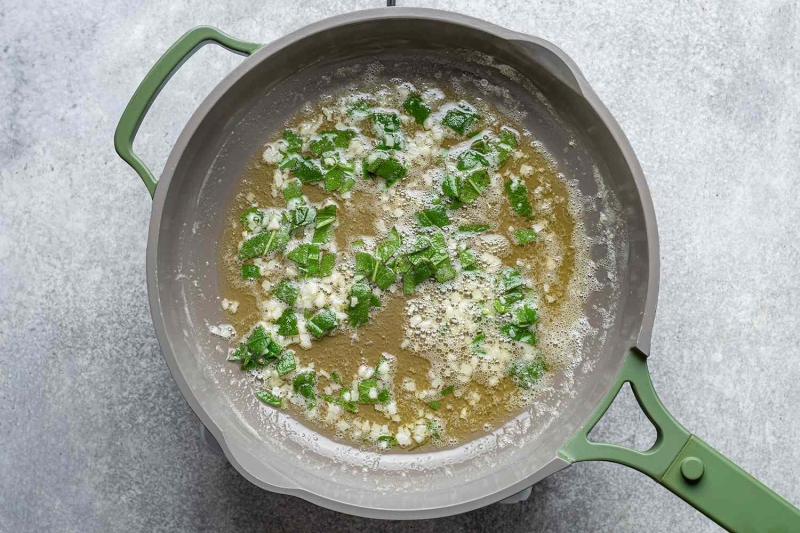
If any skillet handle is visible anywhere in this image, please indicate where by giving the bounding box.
[559,349,800,532]
[114,26,261,198]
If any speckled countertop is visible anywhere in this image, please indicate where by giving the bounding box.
[1,1,798,531]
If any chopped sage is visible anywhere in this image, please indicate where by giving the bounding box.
[459,247,479,272]
[240,207,264,231]
[276,350,297,376]
[287,244,335,278]
[416,207,450,228]
[241,264,261,279]
[312,204,337,243]
[364,153,407,187]
[276,308,299,336]
[505,178,534,219]
[514,228,538,245]
[283,179,303,203]
[354,227,401,290]
[508,358,547,389]
[293,371,317,408]
[288,157,324,183]
[442,104,479,135]
[255,390,282,407]
[371,112,401,134]
[307,308,338,339]
[273,279,298,306]
[310,129,356,156]
[347,282,375,327]
[441,169,490,205]
[403,93,431,124]
[283,129,303,154]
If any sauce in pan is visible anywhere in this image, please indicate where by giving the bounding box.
[214,78,594,451]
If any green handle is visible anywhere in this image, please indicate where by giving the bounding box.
[560,349,800,532]
[114,26,261,197]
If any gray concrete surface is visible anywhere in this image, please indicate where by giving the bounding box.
[1,0,798,531]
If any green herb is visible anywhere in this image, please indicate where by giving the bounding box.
[339,390,358,413]
[459,247,479,272]
[293,371,317,408]
[500,323,537,344]
[364,153,408,187]
[499,128,518,148]
[403,261,435,295]
[288,157,324,183]
[458,224,491,234]
[377,435,399,447]
[348,101,371,121]
[339,177,356,194]
[427,400,441,410]
[330,371,342,385]
[307,308,338,338]
[508,358,547,389]
[440,385,455,396]
[238,326,281,370]
[324,166,346,192]
[514,228,538,245]
[283,129,303,154]
[273,279,298,306]
[403,92,431,124]
[416,207,450,228]
[239,233,269,260]
[276,350,296,376]
[470,137,491,154]
[246,326,281,359]
[312,204,337,243]
[357,378,389,405]
[505,178,533,219]
[495,128,518,166]
[430,233,456,283]
[472,332,486,356]
[456,149,489,171]
[255,390,283,408]
[321,390,358,413]
[371,112,401,134]
[276,308,299,336]
[241,264,261,279]
[238,224,291,260]
[347,282,375,327]
[442,104,479,135]
[427,418,443,439]
[354,227,402,290]
[441,169,490,205]
[401,233,455,294]
[309,129,356,156]
[511,302,539,327]
[493,289,525,313]
[287,244,335,278]
[376,226,402,261]
[240,207,264,231]
[227,343,248,362]
[283,179,304,203]
[500,268,524,293]
[286,205,316,230]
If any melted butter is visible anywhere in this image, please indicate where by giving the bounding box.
[216,80,585,450]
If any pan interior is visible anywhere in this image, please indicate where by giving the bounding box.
[152,15,650,512]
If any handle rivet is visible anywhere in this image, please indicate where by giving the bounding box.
[680,457,705,482]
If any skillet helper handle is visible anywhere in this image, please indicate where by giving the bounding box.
[114,26,260,198]
[560,350,800,532]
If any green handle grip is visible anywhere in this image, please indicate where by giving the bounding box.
[114,26,261,197]
[560,350,800,532]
